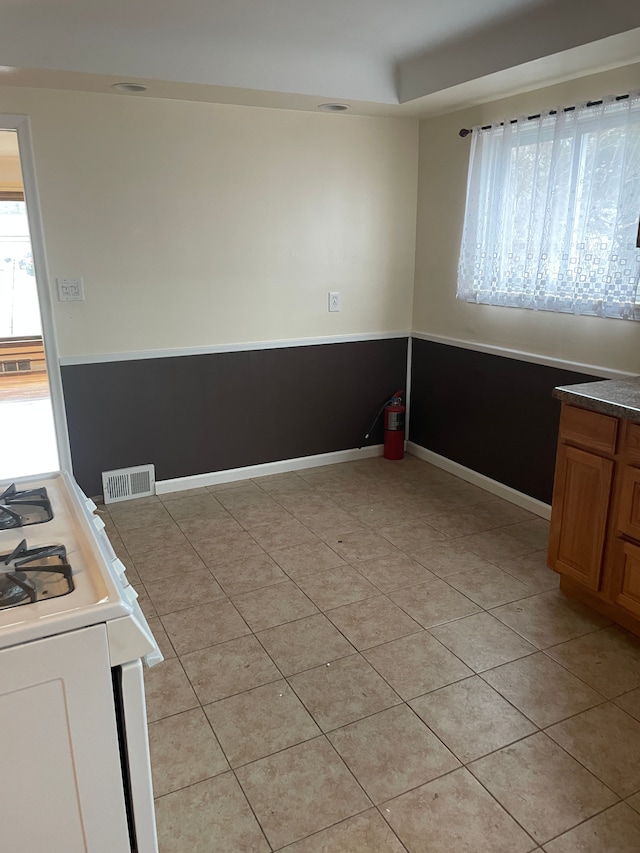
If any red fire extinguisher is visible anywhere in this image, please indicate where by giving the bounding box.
[384,391,405,460]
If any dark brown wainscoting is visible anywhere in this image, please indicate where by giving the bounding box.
[409,338,602,504]
[61,338,408,497]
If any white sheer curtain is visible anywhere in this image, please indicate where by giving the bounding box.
[457,92,640,319]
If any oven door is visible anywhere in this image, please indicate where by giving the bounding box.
[113,658,159,853]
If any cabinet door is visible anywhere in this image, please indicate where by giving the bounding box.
[549,443,614,590]
[618,465,640,540]
[0,625,131,853]
[611,539,640,619]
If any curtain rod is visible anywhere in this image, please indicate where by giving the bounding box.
[458,93,631,138]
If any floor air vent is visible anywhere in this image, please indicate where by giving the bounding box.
[102,464,156,504]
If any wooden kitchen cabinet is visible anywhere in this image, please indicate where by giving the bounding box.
[548,443,613,591]
[548,402,640,637]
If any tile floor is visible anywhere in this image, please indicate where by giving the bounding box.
[101,454,640,852]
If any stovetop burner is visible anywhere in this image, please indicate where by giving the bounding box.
[0,539,74,610]
[0,483,54,530]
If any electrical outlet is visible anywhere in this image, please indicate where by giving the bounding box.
[57,277,85,302]
[328,291,341,312]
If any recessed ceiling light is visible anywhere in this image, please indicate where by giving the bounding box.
[111,83,148,93]
[318,103,349,112]
[0,66,17,74]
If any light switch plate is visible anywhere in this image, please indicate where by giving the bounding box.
[57,277,85,301]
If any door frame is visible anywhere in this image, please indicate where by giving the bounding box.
[1,114,71,472]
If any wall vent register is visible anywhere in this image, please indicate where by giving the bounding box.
[102,464,155,504]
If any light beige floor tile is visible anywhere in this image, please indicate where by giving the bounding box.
[120,521,190,559]
[235,737,371,849]
[390,578,481,627]
[363,630,472,700]
[164,494,224,520]
[447,563,532,609]
[144,658,199,722]
[505,518,551,551]
[278,809,406,853]
[351,553,436,593]
[230,500,296,530]
[469,732,617,844]
[176,512,242,540]
[288,654,401,731]
[148,707,229,797]
[256,613,355,675]
[296,508,365,536]
[252,472,313,495]
[270,539,347,578]
[144,568,226,615]
[232,580,318,631]
[296,566,380,610]
[110,500,172,532]
[429,612,537,672]
[411,540,496,578]
[328,704,459,803]
[158,487,210,502]
[492,550,560,593]
[460,528,540,562]
[190,529,266,566]
[277,492,340,516]
[491,590,610,648]
[132,582,158,619]
[546,627,640,698]
[627,791,640,813]
[147,616,176,659]
[425,504,521,538]
[213,481,267,503]
[325,529,401,562]
[615,687,640,721]
[180,634,281,704]
[411,676,537,763]
[543,802,640,853]
[382,767,536,853]
[160,599,249,655]
[377,519,447,553]
[546,703,640,797]
[327,594,422,650]
[250,517,319,551]
[155,772,269,853]
[482,652,604,727]
[107,533,135,569]
[348,500,425,527]
[204,679,320,767]
[210,552,288,596]
[131,542,208,584]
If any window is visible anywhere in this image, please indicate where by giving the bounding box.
[457,93,640,319]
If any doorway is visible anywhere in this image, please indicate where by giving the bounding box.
[0,125,64,479]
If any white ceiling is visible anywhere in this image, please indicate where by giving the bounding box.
[0,0,639,115]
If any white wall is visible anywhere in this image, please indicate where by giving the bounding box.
[0,87,419,358]
[413,62,640,374]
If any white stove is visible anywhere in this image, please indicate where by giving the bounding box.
[0,471,157,662]
[0,471,161,853]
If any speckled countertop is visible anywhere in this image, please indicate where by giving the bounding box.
[554,376,640,423]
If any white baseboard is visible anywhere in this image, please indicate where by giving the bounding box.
[156,444,384,494]
[406,441,551,520]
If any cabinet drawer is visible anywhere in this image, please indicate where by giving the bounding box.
[626,423,640,466]
[559,405,618,455]
[618,465,640,540]
[612,539,640,619]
